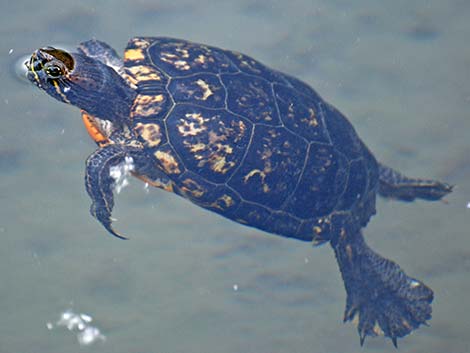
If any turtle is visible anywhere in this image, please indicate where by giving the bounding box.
[25,37,452,346]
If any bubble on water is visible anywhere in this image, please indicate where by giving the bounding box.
[80,314,93,323]
[49,309,106,346]
[77,326,106,346]
[109,156,135,194]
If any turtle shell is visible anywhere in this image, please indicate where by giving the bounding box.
[27,36,453,345]
[122,37,378,243]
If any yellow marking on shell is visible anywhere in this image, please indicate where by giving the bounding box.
[195,79,213,100]
[181,178,205,198]
[178,114,246,175]
[132,94,165,117]
[122,71,139,88]
[190,138,235,174]
[124,48,146,62]
[195,54,206,64]
[209,155,235,174]
[373,322,384,336]
[127,65,163,81]
[244,169,266,183]
[161,52,178,59]
[302,107,318,127]
[133,173,174,193]
[220,194,234,207]
[243,143,274,186]
[160,52,191,70]
[207,130,225,144]
[236,121,247,140]
[135,122,162,147]
[177,113,209,136]
[157,180,174,192]
[240,59,260,73]
[261,148,273,162]
[231,52,261,74]
[174,60,191,70]
[209,194,234,211]
[129,38,151,49]
[154,150,181,174]
[243,144,273,192]
[217,142,232,153]
[313,226,322,235]
[175,48,190,58]
[195,53,217,67]
[189,143,206,153]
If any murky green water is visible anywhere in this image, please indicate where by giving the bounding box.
[1,1,469,352]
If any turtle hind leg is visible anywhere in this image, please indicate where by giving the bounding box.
[331,230,433,346]
[378,164,453,201]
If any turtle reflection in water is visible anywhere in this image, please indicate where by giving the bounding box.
[26,37,452,346]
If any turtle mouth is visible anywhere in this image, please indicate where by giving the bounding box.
[26,49,54,88]
[26,50,44,71]
[25,51,43,86]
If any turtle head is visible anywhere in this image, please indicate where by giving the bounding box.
[26,46,135,123]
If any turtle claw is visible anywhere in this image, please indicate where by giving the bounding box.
[104,224,128,240]
[104,220,128,240]
[359,332,366,347]
[91,203,128,240]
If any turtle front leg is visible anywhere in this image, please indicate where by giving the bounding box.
[85,144,129,239]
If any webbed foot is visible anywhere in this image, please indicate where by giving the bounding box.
[332,232,433,346]
[85,144,129,239]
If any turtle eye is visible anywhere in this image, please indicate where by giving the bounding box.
[45,64,64,78]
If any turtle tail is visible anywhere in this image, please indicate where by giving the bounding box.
[378,164,452,201]
[330,229,433,347]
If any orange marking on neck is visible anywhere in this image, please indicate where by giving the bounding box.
[81,111,110,147]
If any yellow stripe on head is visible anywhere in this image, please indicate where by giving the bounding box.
[52,80,71,104]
